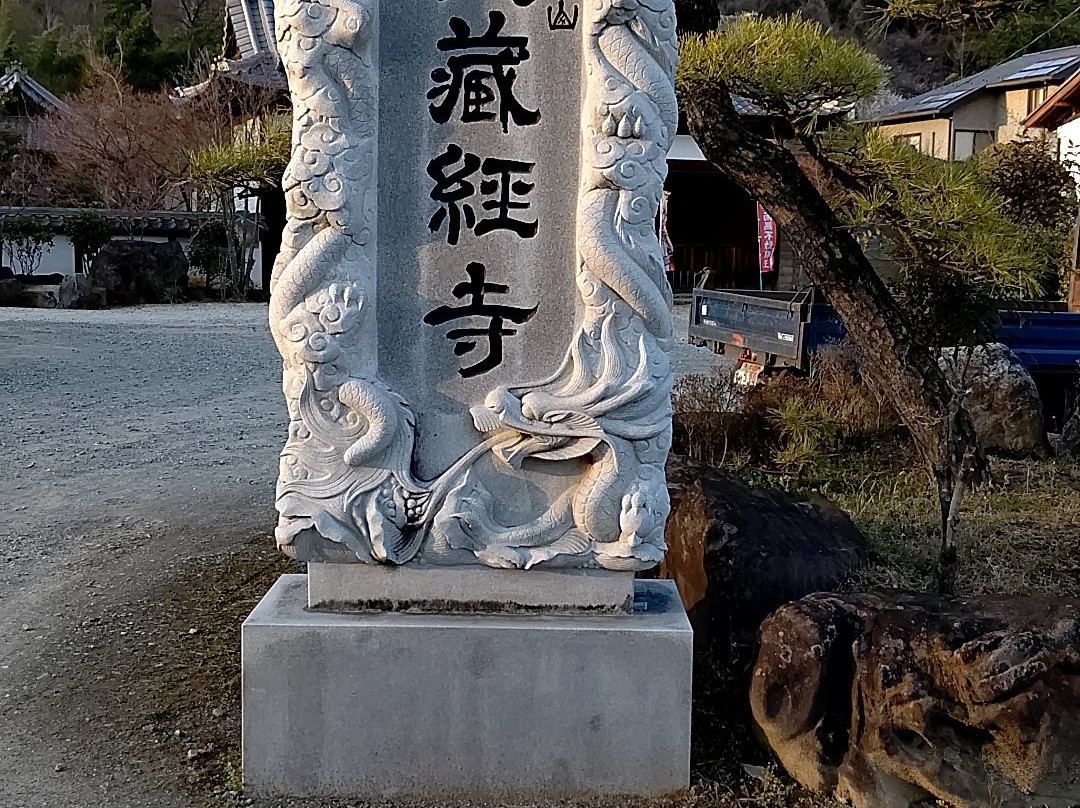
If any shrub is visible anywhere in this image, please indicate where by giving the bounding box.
[63,210,116,274]
[1,216,53,275]
[187,220,230,292]
[672,344,903,478]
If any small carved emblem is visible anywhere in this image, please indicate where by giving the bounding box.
[547,0,578,31]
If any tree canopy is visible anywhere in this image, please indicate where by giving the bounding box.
[0,0,223,95]
[677,12,1078,587]
[680,14,886,124]
[881,0,1080,73]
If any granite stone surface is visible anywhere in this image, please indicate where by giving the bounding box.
[243,574,693,798]
[269,0,680,572]
[307,562,635,611]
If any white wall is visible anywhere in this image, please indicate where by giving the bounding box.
[2,234,76,275]
[1059,118,1080,186]
[0,233,270,289]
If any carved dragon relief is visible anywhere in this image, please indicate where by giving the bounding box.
[270,0,678,570]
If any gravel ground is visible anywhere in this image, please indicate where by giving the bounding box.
[0,303,724,808]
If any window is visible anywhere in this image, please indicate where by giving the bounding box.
[1028,86,1050,115]
[953,130,976,160]
[898,132,923,152]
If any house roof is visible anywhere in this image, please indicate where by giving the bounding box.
[1025,66,1080,129]
[0,64,70,115]
[873,45,1080,124]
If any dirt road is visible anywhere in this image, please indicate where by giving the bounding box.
[0,303,722,808]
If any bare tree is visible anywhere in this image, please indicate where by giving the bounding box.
[37,58,229,215]
[177,0,221,31]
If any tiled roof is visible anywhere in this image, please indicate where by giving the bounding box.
[227,0,279,62]
[873,45,1080,123]
[0,65,70,115]
[0,207,216,236]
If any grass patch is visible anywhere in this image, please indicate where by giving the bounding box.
[842,456,1080,596]
[673,354,1080,599]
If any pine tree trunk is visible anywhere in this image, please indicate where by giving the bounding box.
[682,85,985,577]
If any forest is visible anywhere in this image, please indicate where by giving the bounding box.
[0,0,224,94]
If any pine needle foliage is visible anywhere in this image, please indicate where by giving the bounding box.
[679,14,887,125]
[188,115,291,192]
[879,0,1015,28]
[834,129,1052,300]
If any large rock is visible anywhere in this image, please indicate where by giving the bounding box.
[663,455,867,646]
[0,277,22,306]
[752,592,1080,808]
[0,278,58,308]
[58,274,90,309]
[19,285,59,308]
[1054,409,1080,457]
[90,240,188,305]
[940,343,1049,455]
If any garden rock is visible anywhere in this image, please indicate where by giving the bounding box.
[663,455,867,646]
[20,285,60,308]
[0,277,23,306]
[940,343,1049,455]
[59,275,91,309]
[90,240,188,305]
[0,279,59,308]
[752,591,1080,808]
[1055,409,1080,457]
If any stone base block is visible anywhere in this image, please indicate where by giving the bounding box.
[243,574,692,799]
[308,562,635,612]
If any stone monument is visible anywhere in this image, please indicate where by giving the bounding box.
[243,0,691,797]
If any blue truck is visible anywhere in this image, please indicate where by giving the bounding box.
[689,286,1080,426]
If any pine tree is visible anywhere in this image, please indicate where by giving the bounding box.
[99,0,169,91]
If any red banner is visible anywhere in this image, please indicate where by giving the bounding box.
[757,202,777,274]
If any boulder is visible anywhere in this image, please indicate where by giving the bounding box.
[80,286,108,310]
[751,591,1080,808]
[90,240,188,305]
[1054,409,1080,457]
[19,284,59,308]
[58,274,91,309]
[663,455,868,647]
[0,278,58,308]
[940,343,1049,455]
[0,277,22,305]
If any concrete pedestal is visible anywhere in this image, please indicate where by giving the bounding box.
[307,562,635,612]
[242,574,693,799]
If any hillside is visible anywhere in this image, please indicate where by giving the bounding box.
[4,0,1060,100]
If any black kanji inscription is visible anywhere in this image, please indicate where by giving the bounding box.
[423,262,538,378]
